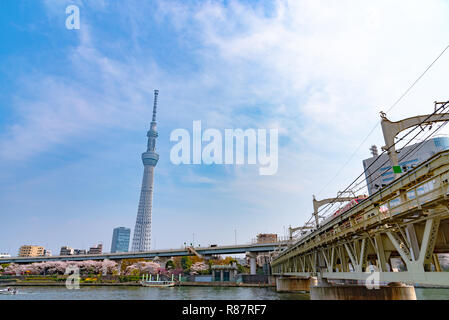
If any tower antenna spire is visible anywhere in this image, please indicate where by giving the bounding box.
[152,89,159,122]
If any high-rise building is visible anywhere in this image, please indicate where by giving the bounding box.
[363,137,449,195]
[88,244,103,255]
[18,245,44,257]
[256,234,278,244]
[60,246,74,256]
[132,90,160,252]
[111,227,131,253]
[61,246,88,255]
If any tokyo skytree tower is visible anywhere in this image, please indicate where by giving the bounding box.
[132,90,160,252]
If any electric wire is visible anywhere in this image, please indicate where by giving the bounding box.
[316,43,449,197]
[312,101,449,224]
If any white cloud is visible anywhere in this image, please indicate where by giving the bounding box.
[153,0,449,226]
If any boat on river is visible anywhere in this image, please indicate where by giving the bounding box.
[0,287,18,295]
[141,280,176,287]
[140,274,178,287]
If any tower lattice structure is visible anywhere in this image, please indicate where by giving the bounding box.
[132,90,160,252]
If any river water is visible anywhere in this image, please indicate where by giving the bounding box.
[0,286,448,300]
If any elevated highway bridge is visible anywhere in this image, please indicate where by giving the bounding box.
[0,242,288,266]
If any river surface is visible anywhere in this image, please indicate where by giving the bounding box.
[1,286,448,300]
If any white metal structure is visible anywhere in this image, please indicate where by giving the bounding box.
[132,90,160,252]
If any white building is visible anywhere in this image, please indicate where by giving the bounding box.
[363,137,449,195]
[60,246,74,256]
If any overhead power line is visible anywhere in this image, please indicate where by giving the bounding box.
[350,103,449,197]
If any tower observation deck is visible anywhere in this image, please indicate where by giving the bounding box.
[132,90,160,252]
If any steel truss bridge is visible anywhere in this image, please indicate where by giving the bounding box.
[0,242,288,264]
[271,150,449,286]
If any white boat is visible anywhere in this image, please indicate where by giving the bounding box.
[0,287,18,295]
[141,280,176,287]
[140,274,178,287]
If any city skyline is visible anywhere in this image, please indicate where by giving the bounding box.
[1,1,449,256]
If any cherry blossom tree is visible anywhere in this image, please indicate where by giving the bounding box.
[0,259,119,276]
[189,262,209,275]
[124,261,161,275]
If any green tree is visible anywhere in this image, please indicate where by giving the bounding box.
[165,260,175,270]
[130,269,140,276]
[181,256,193,272]
[237,264,248,274]
[0,263,10,271]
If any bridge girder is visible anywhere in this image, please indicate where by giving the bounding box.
[0,242,290,264]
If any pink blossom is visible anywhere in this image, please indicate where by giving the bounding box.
[190,262,209,275]
[124,261,161,275]
[0,259,119,275]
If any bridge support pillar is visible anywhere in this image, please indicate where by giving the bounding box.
[250,258,257,275]
[246,252,258,275]
[310,279,416,300]
[275,276,317,292]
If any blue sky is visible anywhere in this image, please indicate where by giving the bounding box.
[1,0,449,255]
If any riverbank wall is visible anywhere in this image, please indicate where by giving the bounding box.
[1,281,274,287]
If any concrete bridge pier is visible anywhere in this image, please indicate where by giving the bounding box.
[275,276,318,292]
[310,279,417,300]
[246,252,258,275]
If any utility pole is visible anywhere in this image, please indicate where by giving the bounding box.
[312,194,363,228]
[234,229,237,245]
[380,102,449,180]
